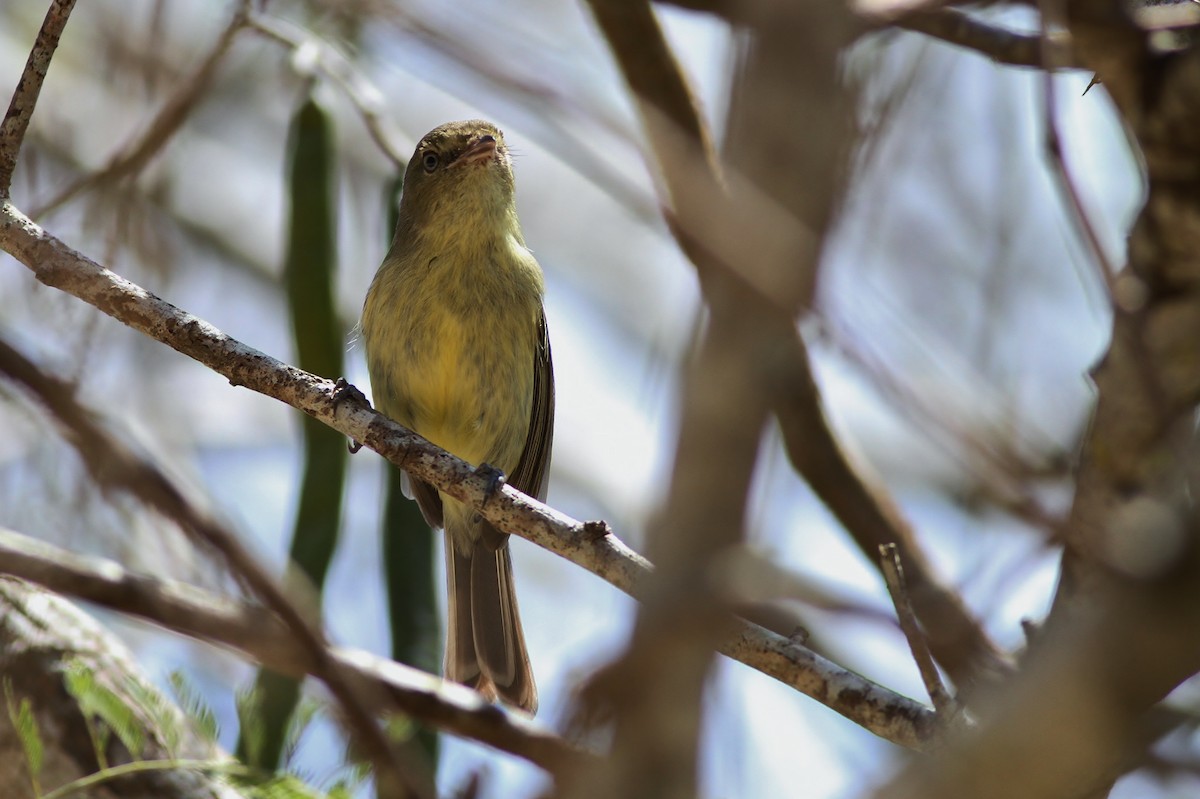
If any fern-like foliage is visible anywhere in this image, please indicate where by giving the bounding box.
[4,678,44,796]
[62,659,146,764]
[168,669,220,745]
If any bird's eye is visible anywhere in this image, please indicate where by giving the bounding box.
[422,152,439,173]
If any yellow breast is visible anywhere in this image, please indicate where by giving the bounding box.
[361,237,542,475]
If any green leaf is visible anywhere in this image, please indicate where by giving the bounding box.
[5,679,44,787]
[62,660,145,761]
[168,670,219,745]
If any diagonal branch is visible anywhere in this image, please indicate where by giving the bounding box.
[0,0,78,194]
[246,12,407,171]
[895,8,1070,69]
[31,3,250,219]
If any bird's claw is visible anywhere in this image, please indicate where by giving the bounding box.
[475,463,507,505]
[332,377,369,453]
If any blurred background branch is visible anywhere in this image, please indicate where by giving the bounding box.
[0,529,589,776]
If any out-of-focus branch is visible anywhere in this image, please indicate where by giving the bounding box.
[564,1,773,794]
[588,0,1011,698]
[880,544,956,718]
[0,0,78,194]
[30,3,250,219]
[0,335,427,798]
[246,12,407,171]
[877,2,1200,797]
[1038,0,1119,303]
[0,577,252,799]
[0,529,591,776]
[875,507,1200,799]
[895,8,1068,68]
[563,1,924,796]
[775,331,1014,691]
[0,200,937,749]
[1049,0,1200,633]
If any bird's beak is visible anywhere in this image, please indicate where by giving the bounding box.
[452,135,498,167]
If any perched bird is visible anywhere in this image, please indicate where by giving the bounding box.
[361,120,553,714]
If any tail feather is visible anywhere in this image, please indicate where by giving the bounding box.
[444,533,484,691]
[443,529,537,714]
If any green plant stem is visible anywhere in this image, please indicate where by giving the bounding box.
[42,758,254,799]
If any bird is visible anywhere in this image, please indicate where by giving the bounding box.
[361,120,552,714]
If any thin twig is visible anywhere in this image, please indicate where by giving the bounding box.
[879,543,956,718]
[896,8,1078,69]
[30,3,250,219]
[0,336,425,799]
[0,530,592,775]
[1036,0,1119,304]
[0,0,79,194]
[1037,0,1178,441]
[247,12,407,171]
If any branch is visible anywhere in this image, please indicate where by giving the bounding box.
[246,12,407,171]
[653,1,1078,70]
[877,5,1200,797]
[0,577,252,799]
[0,199,937,749]
[895,8,1071,69]
[0,529,590,775]
[31,2,250,219]
[774,326,1014,692]
[585,0,1012,695]
[0,335,425,798]
[0,0,78,194]
[880,544,956,718]
[560,3,938,795]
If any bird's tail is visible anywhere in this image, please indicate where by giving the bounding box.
[444,528,537,714]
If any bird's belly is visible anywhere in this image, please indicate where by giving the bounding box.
[398,312,533,474]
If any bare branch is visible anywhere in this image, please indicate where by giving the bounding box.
[31,4,250,219]
[246,12,408,172]
[880,544,956,718]
[877,2,1200,796]
[0,529,591,775]
[657,1,1074,70]
[896,8,1071,69]
[775,326,1015,692]
[588,0,1014,695]
[1037,0,1119,303]
[0,334,426,799]
[0,0,78,194]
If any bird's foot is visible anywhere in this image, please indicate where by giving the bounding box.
[332,377,369,453]
[475,463,507,506]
